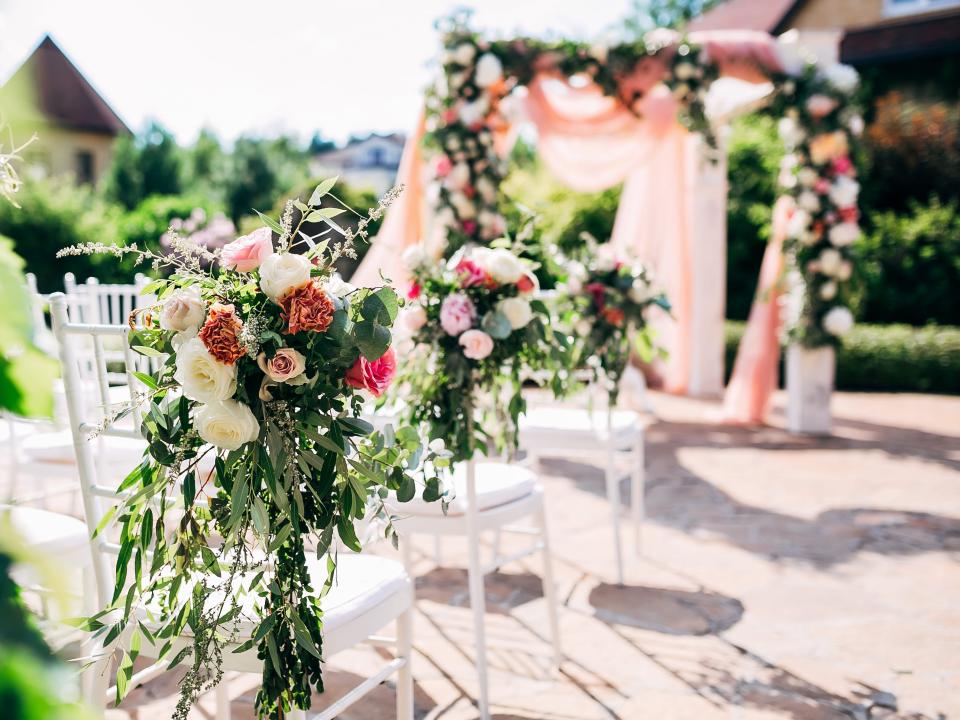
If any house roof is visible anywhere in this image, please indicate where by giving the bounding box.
[0,35,129,135]
[840,6,960,64]
[687,0,800,33]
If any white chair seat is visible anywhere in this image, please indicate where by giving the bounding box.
[519,407,642,449]
[18,429,147,467]
[1,504,89,557]
[397,462,535,517]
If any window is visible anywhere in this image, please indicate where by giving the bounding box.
[884,0,960,17]
[367,146,385,167]
[75,150,94,184]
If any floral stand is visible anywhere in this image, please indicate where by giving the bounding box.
[786,344,835,435]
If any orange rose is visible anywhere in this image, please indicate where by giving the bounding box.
[601,307,626,327]
[198,302,245,365]
[280,279,335,335]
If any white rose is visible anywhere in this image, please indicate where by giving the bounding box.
[195,399,260,451]
[674,62,696,80]
[628,278,653,303]
[452,43,475,66]
[174,337,237,403]
[325,274,355,298]
[819,281,837,301]
[160,286,205,332]
[575,318,592,335]
[823,306,854,336]
[449,191,476,220]
[798,167,819,188]
[458,97,489,126]
[778,117,805,147]
[848,114,865,136]
[497,296,533,330]
[444,162,470,191]
[787,209,811,239]
[474,53,503,88]
[797,191,821,213]
[828,222,860,248]
[476,248,524,284]
[822,63,859,94]
[818,248,843,277]
[402,245,427,270]
[829,176,860,208]
[259,252,312,301]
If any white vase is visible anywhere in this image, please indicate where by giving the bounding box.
[786,344,835,435]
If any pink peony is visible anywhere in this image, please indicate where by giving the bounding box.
[459,329,494,360]
[440,292,476,335]
[455,258,492,288]
[220,227,273,272]
[345,347,396,397]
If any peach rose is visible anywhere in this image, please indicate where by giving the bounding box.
[808,131,849,166]
[345,347,397,397]
[279,279,335,335]
[257,348,307,383]
[221,227,273,272]
[459,329,494,360]
[198,302,245,365]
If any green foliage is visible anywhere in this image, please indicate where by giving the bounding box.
[725,321,960,394]
[105,122,183,209]
[118,194,225,250]
[621,0,720,35]
[224,138,281,225]
[0,177,130,291]
[855,198,960,326]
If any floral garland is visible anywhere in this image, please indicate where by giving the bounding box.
[559,243,669,402]
[424,12,862,348]
[61,180,444,719]
[390,235,568,461]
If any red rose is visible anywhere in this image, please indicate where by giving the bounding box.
[407,282,421,300]
[586,282,607,310]
[839,206,859,223]
[198,302,245,365]
[345,347,397,397]
[455,258,490,288]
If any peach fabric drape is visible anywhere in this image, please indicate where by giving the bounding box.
[720,197,793,424]
[350,113,426,289]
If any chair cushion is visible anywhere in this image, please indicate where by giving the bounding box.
[318,553,409,631]
[0,504,89,557]
[18,429,147,467]
[520,407,641,447]
[394,462,536,517]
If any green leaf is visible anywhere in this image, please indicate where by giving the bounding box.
[306,207,346,221]
[396,472,415,503]
[355,321,391,361]
[302,428,344,455]
[255,210,284,235]
[132,345,164,358]
[268,523,293,552]
[337,513,362,552]
[132,371,159,390]
[338,416,374,436]
[309,177,339,206]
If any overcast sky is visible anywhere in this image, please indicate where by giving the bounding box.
[0,0,633,144]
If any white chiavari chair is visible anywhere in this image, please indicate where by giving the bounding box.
[50,292,416,720]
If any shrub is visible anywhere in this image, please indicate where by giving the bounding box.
[119,194,227,251]
[104,122,183,210]
[724,321,960,395]
[0,178,131,291]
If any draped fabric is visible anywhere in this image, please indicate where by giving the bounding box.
[352,30,788,402]
[720,196,794,424]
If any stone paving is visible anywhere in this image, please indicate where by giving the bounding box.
[13,389,960,719]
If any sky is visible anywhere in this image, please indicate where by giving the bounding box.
[0,0,633,145]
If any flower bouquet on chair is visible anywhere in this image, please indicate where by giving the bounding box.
[59,179,444,719]
[391,235,569,462]
[559,239,670,404]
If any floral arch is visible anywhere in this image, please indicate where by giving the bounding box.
[354,13,863,424]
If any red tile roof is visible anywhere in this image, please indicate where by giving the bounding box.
[0,35,128,135]
[687,0,799,33]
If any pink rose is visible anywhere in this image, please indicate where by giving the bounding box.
[440,293,476,335]
[345,347,397,397]
[221,227,273,272]
[831,155,854,176]
[435,155,453,178]
[814,178,830,195]
[806,94,838,119]
[455,258,492,288]
[400,305,428,333]
[258,348,307,383]
[459,329,494,360]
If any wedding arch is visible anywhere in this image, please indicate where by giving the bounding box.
[354,13,863,427]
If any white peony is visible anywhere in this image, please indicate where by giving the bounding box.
[797,191,821,213]
[497,296,533,330]
[822,306,854,336]
[818,248,844,277]
[822,63,859,94]
[458,97,489,127]
[819,280,837,301]
[828,222,860,248]
[828,176,859,208]
[160,286,205,332]
[402,245,427,269]
[474,53,503,88]
[452,43,475,66]
[174,337,237,403]
[259,252,312,301]
[195,399,260,451]
[475,248,525,284]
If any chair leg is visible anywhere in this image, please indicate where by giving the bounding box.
[490,528,502,569]
[395,603,414,720]
[215,677,231,720]
[632,435,645,555]
[536,499,563,669]
[288,710,307,720]
[605,441,625,585]
[466,518,490,719]
[433,533,443,566]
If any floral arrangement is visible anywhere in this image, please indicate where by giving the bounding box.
[560,242,669,402]
[60,180,445,720]
[424,12,862,349]
[391,235,568,461]
[160,207,237,265]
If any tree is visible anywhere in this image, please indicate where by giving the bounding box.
[308,131,336,155]
[223,137,279,224]
[621,0,719,35]
[104,121,182,209]
[187,127,225,187]
[103,133,143,209]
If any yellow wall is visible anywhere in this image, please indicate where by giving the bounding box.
[786,0,886,30]
[18,121,117,186]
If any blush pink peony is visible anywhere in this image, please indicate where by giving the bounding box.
[459,329,494,360]
[439,293,476,335]
[220,227,273,272]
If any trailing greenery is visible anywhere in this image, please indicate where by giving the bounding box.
[725,321,960,395]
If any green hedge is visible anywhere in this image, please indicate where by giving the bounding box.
[724,321,960,395]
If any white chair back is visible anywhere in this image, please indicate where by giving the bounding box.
[63,272,154,326]
[49,292,151,607]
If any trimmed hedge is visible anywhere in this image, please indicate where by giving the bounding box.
[724,321,960,395]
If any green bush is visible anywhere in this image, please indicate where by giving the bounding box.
[724,321,960,394]
[0,178,131,291]
[855,198,960,326]
[118,194,226,250]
